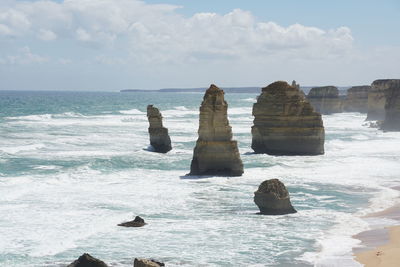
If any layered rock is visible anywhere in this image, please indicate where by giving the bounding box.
[254,179,297,215]
[367,79,400,121]
[381,79,400,131]
[251,81,325,155]
[307,86,343,114]
[147,105,172,153]
[118,216,146,227]
[67,253,108,267]
[189,84,243,176]
[134,258,165,267]
[343,86,370,113]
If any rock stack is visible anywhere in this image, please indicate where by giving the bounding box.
[189,84,243,176]
[134,258,165,267]
[307,86,343,114]
[67,253,108,267]
[367,79,400,121]
[343,86,370,113]
[254,179,297,215]
[147,105,172,153]
[381,79,400,131]
[251,81,325,155]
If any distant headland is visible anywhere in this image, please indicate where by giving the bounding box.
[120,86,350,94]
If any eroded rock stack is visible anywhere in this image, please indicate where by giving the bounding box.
[189,84,243,176]
[367,79,400,121]
[67,253,108,267]
[147,105,172,153]
[134,258,165,267]
[343,86,370,113]
[251,81,325,155]
[254,179,297,215]
[381,79,400,131]
[307,86,343,114]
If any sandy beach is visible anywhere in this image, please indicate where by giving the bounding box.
[354,205,400,267]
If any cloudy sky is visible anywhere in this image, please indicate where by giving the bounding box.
[0,0,399,91]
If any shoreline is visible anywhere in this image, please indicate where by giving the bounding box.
[353,204,400,266]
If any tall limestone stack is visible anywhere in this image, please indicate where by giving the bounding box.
[147,105,172,153]
[367,79,400,121]
[189,84,243,176]
[343,86,370,113]
[307,86,343,114]
[381,79,400,131]
[251,81,325,155]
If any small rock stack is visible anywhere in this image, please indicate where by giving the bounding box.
[254,179,297,215]
[251,81,325,155]
[307,86,343,114]
[380,79,400,131]
[147,105,172,153]
[189,84,243,176]
[343,86,370,113]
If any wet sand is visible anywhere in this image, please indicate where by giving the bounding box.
[354,205,400,266]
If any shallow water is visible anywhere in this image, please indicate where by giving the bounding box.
[0,90,399,266]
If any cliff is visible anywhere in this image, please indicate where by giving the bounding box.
[147,105,172,153]
[343,86,370,113]
[367,79,397,121]
[307,86,343,114]
[251,81,325,155]
[381,79,400,131]
[189,84,243,176]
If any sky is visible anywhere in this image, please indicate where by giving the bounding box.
[0,0,399,91]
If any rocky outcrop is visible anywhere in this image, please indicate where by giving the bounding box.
[147,105,172,153]
[367,79,400,122]
[251,81,325,155]
[254,179,297,215]
[118,216,146,227]
[67,253,108,267]
[134,258,165,267]
[343,86,370,113]
[307,86,343,114]
[381,79,400,131]
[189,84,243,176]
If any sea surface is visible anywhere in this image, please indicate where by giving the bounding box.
[0,90,400,267]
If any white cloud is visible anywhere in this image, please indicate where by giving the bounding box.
[38,28,57,41]
[0,46,48,65]
[0,0,354,63]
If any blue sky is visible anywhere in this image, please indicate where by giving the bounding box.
[1,0,399,90]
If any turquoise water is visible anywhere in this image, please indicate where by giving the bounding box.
[1,90,400,266]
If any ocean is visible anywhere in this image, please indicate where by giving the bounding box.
[0,90,399,267]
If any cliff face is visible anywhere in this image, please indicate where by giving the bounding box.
[307,86,343,114]
[367,80,399,121]
[251,81,325,155]
[189,84,243,176]
[147,105,172,153]
[344,86,370,113]
[381,79,400,131]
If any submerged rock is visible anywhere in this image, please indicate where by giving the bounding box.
[367,80,391,121]
[251,81,325,155]
[189,84,243,176]
[147,105,172,153]
[134,258,165,267]
[381,79,400,131]
[307,86,343,114]
[254,179,297,215]
[118,216,146,227]
[343,86,370,113]
[67,253,108,267]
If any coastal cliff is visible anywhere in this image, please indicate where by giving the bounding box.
[251,81,325,155]
[367,80,390,121]
[307,86,343,114]
[147,105,172,153]
[344,86,370,113]
[381,79,400,131]
[189,84,243,176]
